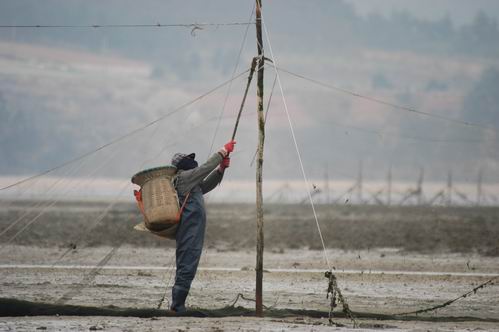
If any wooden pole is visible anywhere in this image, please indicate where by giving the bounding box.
[357,160,363,204]
[476,168,483,206]
[387,165,392,206]
[447,170,453,206]
[231,57,257,141]
[255,0,265,317]
[417,167,424,205]
[325,163,330,205]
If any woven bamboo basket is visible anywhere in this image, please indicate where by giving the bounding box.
[131,166,179,231]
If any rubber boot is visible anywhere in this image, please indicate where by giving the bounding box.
[170,285,189,313]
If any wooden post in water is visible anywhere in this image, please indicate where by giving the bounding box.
[255,0,265,317]
[357,160,363,204]
[387,165,392,206]
[325,163,330,205]
[446,170,453,206]
[476,168,483,206]
[417,167,424,206]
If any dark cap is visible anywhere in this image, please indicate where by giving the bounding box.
[171,152,196,167]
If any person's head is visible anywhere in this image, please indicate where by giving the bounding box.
[171,152,198,170]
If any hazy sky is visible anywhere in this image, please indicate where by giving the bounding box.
[349,0,499,25]
[0,0,498,204]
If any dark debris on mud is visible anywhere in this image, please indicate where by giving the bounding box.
[1,297,498,324]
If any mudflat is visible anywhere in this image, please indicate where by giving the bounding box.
[1,201,498,330]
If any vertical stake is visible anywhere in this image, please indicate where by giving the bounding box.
[387,165,392,206]
[325,162,330,205]
[477,168,483,206]
[417,167,424,205]
[447,170,453,206]
[357,160,363,204]
[255,0,265,317]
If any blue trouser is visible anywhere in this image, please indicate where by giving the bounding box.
[171,189,206,312]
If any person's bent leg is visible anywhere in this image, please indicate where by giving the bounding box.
[170,191,206,312]
[171,247,203,312]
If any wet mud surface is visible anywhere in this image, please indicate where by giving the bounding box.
[1,246,499,331]
[1,201,499,330]
[1,201,498,255]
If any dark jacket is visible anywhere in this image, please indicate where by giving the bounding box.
[174,152,224,196]
[171,151,225,309]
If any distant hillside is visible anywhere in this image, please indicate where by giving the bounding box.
[0,0,498,183]
[1,40,497,182]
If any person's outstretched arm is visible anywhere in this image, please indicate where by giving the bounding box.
[176,141,235,195]
[200,157,230,194]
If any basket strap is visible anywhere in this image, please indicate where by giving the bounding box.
[175,191,191,223]
[133,189,149,223]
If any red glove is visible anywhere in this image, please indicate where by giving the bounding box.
[219,157,230,171]
[224,140,236,154]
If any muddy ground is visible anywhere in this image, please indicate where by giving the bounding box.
[1,201,499,331]
[1,200,498,255]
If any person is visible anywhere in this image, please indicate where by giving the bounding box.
[169,139,236,313]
